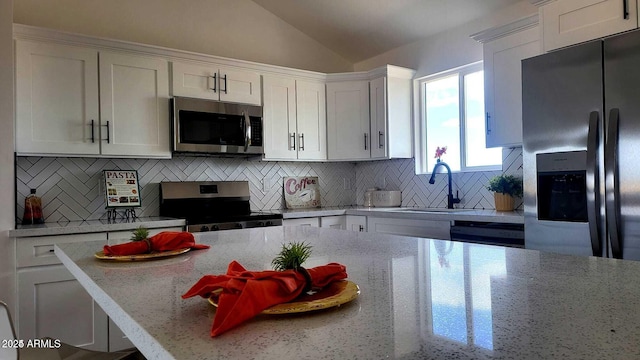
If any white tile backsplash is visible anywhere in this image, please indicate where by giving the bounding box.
[15,147,522,223]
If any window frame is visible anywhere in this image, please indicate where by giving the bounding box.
[414,61,501,175]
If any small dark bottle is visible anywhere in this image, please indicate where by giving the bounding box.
[22,189,45,225]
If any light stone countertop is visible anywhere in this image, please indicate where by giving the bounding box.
[278,206,524,224]
[9,217,186,238]
[56,226,640,360]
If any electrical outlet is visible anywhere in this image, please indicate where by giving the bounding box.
[376,176,386,189]
[343,178,351,190]
[262,177,270,192]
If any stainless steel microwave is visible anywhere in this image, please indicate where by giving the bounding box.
[171,96,263,155]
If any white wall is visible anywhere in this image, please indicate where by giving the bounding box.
[354,0,537,77]
[0,0,15,316]
[13,0,353,73]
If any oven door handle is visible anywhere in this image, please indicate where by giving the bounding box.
[243,112,251,152]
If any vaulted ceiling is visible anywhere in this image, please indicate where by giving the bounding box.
[251,0,523,63]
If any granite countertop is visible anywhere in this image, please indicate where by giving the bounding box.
[56,226,640,359]
[277,205,524,224]
[9,217,186,238]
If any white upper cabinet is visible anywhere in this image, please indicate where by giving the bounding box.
[326,80,371,160]
[296,80,327,160]
[99,51,170,157]
[541,0,638,52]
[472,15,541,148]
[327,65,415,161]
[15,40,171,158]
[263,75,297,160]
[370,72,413,159]
[15,41,100,155]
[262,75,326,161]
[171,61,261,105]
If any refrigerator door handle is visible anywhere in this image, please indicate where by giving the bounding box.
[586,111,602,256]
[605,108,622,258]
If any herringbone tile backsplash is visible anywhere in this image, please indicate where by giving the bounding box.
[355,147,523,209]
[15,148,522,223]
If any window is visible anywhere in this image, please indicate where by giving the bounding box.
[416,62,501,174]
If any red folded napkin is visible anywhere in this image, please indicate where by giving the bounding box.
[182,260,347,337]
[102,231,209,256]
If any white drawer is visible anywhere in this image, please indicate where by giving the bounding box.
[16,233,108,268]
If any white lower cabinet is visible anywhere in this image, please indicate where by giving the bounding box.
[367,217,451,240]
[346,215,367,232]
[320,216,346,229]
[15,226,183,352]
[283,217,320,227]
[17,265,109,351]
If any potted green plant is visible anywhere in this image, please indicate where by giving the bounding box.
[486,174,523,211]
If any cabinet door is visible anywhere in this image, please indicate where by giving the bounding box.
[17,265,109,351]
[108,318,134,352]
[283,218,320,227]
[15,41,100,155]
[296,80,327,160]
[484,26,540,148]
[171,61,218,100]
[262,75,297,160]
[367,217,451,240]
[320,216,346,229]
[346,215,367,232]
[326,81,371,160]
[370,77,387,159]
[218,66,261,105]
[99,51,170,158]
[542,0,638,52]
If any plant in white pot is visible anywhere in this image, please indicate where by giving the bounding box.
[486,174,523,211]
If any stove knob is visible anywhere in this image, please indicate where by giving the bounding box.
[266,221,273,226]
[258,222,265,227]
[212,225,220,231]
[234,223,243,229]
[200,225,210,232]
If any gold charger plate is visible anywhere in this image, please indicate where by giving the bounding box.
[94,247,191,261]
[208,280,360,315]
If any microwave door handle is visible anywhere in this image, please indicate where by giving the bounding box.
[243,112,251,152]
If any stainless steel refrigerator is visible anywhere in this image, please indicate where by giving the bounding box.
[522,29,640,261]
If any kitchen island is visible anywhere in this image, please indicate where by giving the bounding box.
[55,227,640,359]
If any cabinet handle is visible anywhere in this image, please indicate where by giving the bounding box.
[624,0,630,19]
[486,112,491,135]
[212,73,217,93]
[290,133,296,150]
[221,74,228,94]
[359,225,364,232]
[299,133,305,151]
[90,120,95,143]
[364,133,368,150]
[378,131,384,148]
[102,121,110,144]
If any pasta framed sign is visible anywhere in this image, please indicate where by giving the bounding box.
[103,170,141,208]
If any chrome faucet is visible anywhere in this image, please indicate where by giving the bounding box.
[428,161,461,209]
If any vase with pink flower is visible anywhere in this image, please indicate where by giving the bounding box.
[434,146,447,162]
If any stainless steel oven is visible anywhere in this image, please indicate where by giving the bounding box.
[171,96,263,155]
[159,181,282,233]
